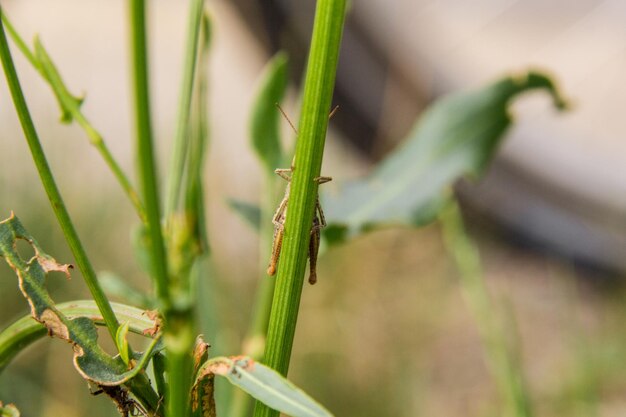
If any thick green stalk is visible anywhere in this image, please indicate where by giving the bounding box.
[253,1,346,416]
[0,5,120,346]
[165,0,205,216]
[440,200,532,417]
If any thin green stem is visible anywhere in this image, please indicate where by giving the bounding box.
[0,5,120,346]
[69,110,146,222]
[165,0,205,217]
[2,13,146,222]
[440,200,532,417]
[128,2,175,414]
[129,0,169,305]
[0,14,36,66]
[253,1,346,416]
[1,9,161,414]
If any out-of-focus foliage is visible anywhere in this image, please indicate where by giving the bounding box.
[322,71,567,243]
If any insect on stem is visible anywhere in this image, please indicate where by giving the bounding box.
[266,104,336,284]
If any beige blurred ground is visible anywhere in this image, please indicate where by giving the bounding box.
[1,1,626,417]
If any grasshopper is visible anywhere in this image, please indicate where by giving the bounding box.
[266,166,331,284]
[266,105,336,284]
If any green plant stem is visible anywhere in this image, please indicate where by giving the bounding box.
[440,200,531,417]
[71,112,146,222]
[1,14,146,222]
[0,15,35,66]
[0,9,161,414]
[129,2,186,416]
[253,1,346,416]
[165,0,205,217]
[166,7,211,417]
[0,5,120,347]
[129,0,170,307]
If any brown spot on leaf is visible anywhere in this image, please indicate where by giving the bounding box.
[232,355,256,371]
[40,308,70,339]
[142,309,162,337]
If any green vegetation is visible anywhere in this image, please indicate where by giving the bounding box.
[3,1,604,417]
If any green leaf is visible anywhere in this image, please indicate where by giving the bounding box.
[0,16,83,124]
[195,356,333,417]
[116,321,132,365]
[0,214,160,385]
[228,198,261,231]
[323,71,568,240]
[250,51,289,172]
[0,300,159,375]
[33,37,84,123]
[0,402,20,417]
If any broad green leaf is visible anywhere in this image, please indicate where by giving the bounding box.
[0,402,20,417]
[250,51,289,172]
[228,198,261,231]
[0,300,158,374]
[0,214,160,385]
[33,37,84,123]
[323,71,567,240]
[194,356,333,417]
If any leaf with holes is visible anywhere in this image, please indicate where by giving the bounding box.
[0,214,160,386]
[0,300,158,375]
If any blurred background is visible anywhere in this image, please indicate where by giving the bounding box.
[1,0,626,416]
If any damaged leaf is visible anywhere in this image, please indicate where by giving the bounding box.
[0,300,159,374]
[191,337,214,417]
[191,371,216,417]
[194,356,333,417]
[0,214,160,386]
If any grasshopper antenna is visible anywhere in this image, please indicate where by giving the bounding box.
[275,103,339,134]
[275,103,298,135]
